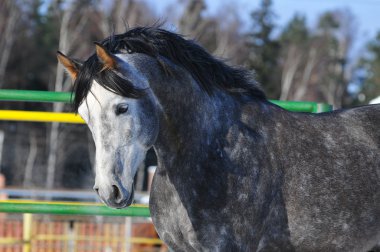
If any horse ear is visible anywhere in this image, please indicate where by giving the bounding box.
[94,42,117,70]
[56,51,82,80]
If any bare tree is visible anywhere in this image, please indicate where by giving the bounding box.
[178,0,249,65]
[179,0,206,36]
[0,131,4,173]
[278,9,356,108]
[23,132,37,188]
[279,45,302,100]
[46,2,92,189]
[0,0,20,88]
[293,48,318,100]
[319,9,356,108]
[99,0,156,37]
[212,6,250,65]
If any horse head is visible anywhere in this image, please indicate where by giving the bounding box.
[58,44,160,208]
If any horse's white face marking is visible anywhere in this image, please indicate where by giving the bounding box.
[78,59,159,208]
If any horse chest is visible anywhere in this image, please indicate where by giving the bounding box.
[149,172,206,251]
[148,165,274,251]
[149,169,249,251]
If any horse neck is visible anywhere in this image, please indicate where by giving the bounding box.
[152,79,237,161]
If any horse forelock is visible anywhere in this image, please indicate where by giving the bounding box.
[72,25,267,112]
[72,54,146,112]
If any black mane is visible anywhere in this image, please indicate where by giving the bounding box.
[73,26,266,111]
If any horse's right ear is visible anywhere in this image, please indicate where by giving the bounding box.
[56,51,82,80]
[94,42,118,70]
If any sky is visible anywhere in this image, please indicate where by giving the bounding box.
[147,0,380,58]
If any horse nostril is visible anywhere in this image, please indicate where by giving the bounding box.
[93,186,99,195]
[112,185,122,202]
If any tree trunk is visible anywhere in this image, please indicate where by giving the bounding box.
[24,132,38,188]
[294,48,317,101]
[0,1,19,88]
[280,46,301,100]
[46,3,76,190]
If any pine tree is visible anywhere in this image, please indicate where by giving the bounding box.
[358,32,380,103]
[280,14,309,45]
[315,11,348,107]
[5,0,61,92]
[277,14,309,101]
[246,0,280,98]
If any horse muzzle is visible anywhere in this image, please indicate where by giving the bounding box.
[94,183,134,209]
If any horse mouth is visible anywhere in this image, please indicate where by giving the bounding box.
[122,187,135,208]
[107,186,135,209]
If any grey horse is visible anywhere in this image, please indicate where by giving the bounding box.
[57,26,380,251]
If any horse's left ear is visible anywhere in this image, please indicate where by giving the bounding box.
[94,42,118,70]
[56,51,82,80]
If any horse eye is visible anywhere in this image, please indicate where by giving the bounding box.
[115,104,128,115]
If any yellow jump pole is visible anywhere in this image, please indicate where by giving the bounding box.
[23,213,33,252]
[0,110,84,124]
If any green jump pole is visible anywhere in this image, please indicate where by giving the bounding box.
[315,103,333,113]
[0,90,73,103]
[270,100,333,113]
[0,200,150,217]
[270,100,315,113]
[0,89,332,113]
